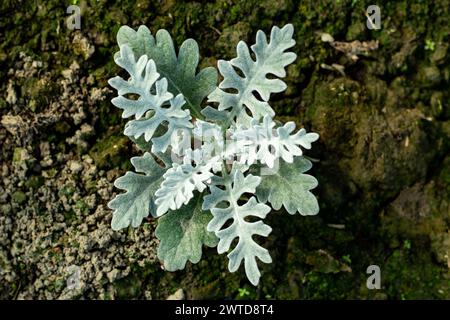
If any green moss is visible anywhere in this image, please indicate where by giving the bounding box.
[89,134,130,170]
[59,185,75,198]
[114,274,142,299]
[384,249,449,299]
[12,148,25,164]
[25,175,44,189]
[75,200,89,215]
[12,191,27,204]
[21,77,58,113]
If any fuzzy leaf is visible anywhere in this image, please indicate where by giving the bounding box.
[109,45,193,153]
[117,25,153,59]
[155,151,221,216]
[108,153,165,230]
[256,157,319,215]
[108,23,321,287]
[125,93,193,153]
[117,25,218,118]
[205,24,296,126]
[192,120,226,163]
[155,193,218,271]
[154,163,212,217]
[203,170,272,286]
[232,115,319,168]
[109,45,171,119]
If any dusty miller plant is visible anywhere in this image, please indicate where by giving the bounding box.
[107,24,319,285]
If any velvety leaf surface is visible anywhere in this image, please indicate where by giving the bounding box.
[256,156,319,215]
[205,24,297,126]
[155,193,218,271]
[108,153,165,230]
[203,171,272,285]
[117,25,218,119]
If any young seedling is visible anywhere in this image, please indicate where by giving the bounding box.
[107,24,319,285]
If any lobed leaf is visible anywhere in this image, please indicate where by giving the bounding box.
[117,25,218,119]
[256,157,319,215]
[125,94,193,154]
[109,45,193,153]
[205,24,297,126]
[155,193,218,271]
[108,23,321,287]
[232,115,319,168]
[203,170,272,286]
[108,153,166,230]
[154,163,212,217]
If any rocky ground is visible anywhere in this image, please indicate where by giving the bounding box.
[0,0,449,299]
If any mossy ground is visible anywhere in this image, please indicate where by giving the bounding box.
[0,0,449,299]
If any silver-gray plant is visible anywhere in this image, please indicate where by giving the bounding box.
[107,24,319,286]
